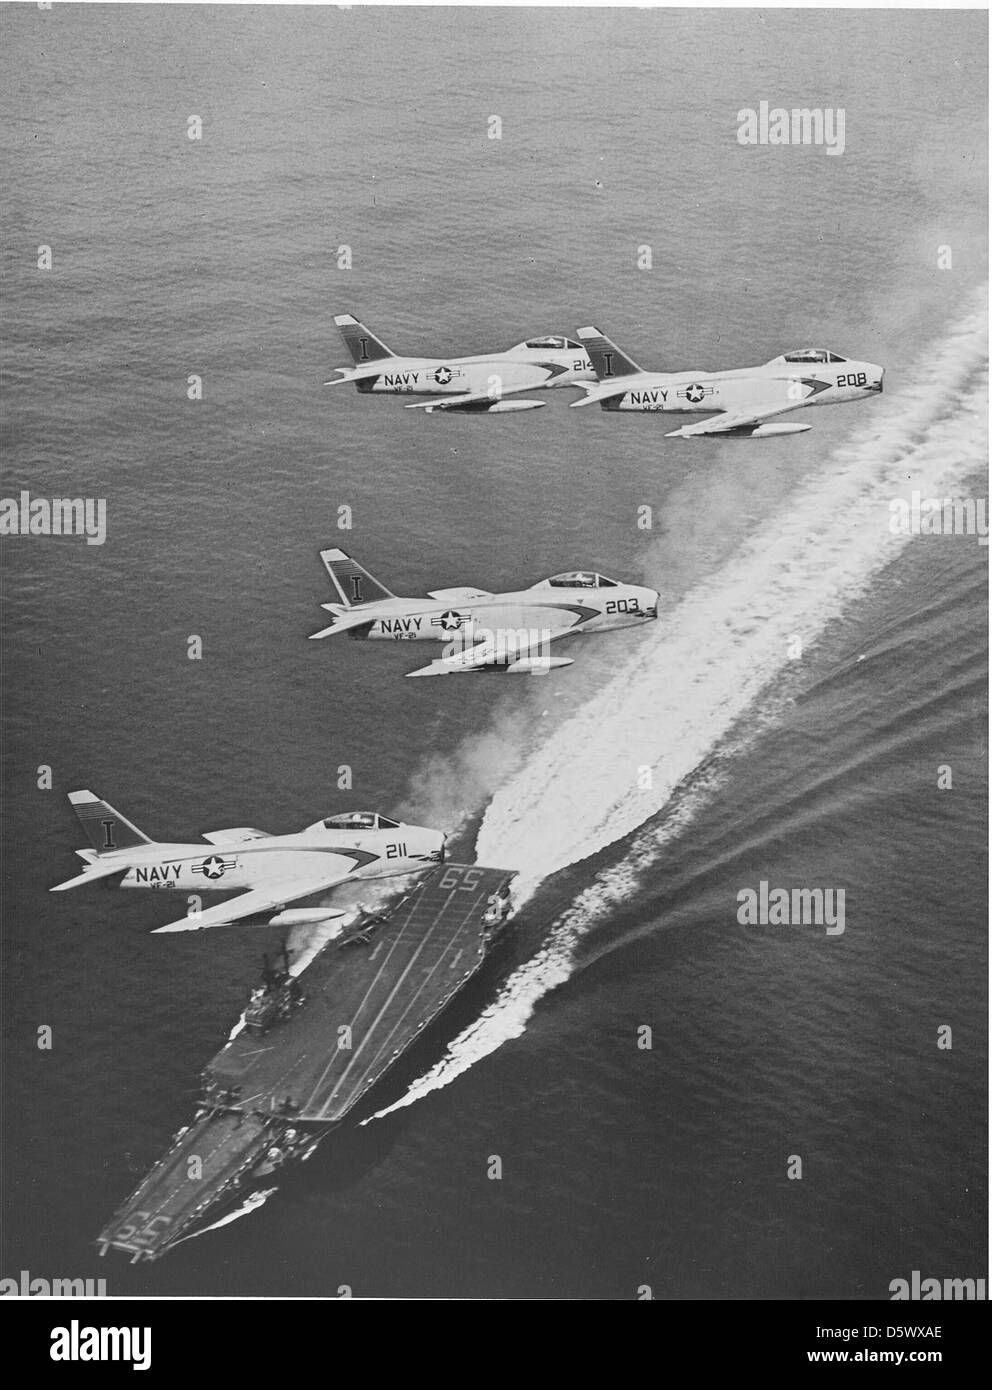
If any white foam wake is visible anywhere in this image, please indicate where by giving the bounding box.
[367,290,988,1122]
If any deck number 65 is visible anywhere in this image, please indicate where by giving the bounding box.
[438,867,484,891]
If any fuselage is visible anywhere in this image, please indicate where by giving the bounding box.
[339,581,658,646]
[589,356,884,413]
[104,819,444,896]
[340,344,595,397]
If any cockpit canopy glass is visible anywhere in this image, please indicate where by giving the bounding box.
[522,335,582,351]
[781,349,847,364]
[323,812,395,831]
[545,571,618,588]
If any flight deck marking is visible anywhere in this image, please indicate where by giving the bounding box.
[298,897,431,1108]
[312,911,441,1108]
[317,881,492,1114]
[343,901,486,1103]
[208,873,499,1119]
[303,877,483,1112]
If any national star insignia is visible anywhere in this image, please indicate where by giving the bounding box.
[198,855,232,880]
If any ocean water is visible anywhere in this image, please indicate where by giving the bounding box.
[0,5,987,1299]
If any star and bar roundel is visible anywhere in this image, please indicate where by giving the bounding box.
[678,382,713,404]
[430,611,467,632]
[193,855,237,880]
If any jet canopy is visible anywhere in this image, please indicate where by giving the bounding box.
[772,348,848,364]
[538,571,619,589]
[515,336,584,351]
[319,812,400,831]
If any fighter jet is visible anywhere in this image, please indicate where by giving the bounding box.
[571,326,884,437]
[325,314,596,412]
[51,791,445,933]
[309,548,659,676]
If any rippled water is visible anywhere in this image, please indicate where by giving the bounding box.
[1,5,986,1298]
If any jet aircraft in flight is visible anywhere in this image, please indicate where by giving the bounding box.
[310,548,659,676]
[51,791,445,932]
[572,326,883,437]
[326,314,595,412]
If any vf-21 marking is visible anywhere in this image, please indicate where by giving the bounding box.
[326,314,595,413]
[310,548,659,677]
[573,327,884,437]
[52,794,446,933]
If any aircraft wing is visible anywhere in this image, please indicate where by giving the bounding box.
[403,384,545,412]
[406,628,575,677]
[664,401,811,437]
[201,828,272,846]
[151,866,362,933]
[426,587,494,602]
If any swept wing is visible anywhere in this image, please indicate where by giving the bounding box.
[406,627,575,677]
[151,861,367,934]
[664,400,813,437]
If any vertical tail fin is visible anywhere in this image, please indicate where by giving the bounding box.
[575,326,645,380]
[68,790,153,854]
[333,314,396,365]
[319,549,395,608]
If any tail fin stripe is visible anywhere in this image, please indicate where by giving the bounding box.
[333,314,395,365]
[68,791,152,853]
[576,326,644,379]
[319,549,394,607]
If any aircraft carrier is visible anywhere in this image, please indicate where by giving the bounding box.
[98,862,514,1261]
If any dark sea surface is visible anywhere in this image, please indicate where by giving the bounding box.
[1,5,987,1298]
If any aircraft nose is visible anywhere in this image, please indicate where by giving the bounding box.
[869,366,884,393]
[644,589,660,619]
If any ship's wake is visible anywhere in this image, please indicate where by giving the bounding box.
[368,289,988,1123]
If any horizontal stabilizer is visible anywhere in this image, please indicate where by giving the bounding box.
[323,363,388,386]
[309,606,380,641]
[51,859,131,892]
